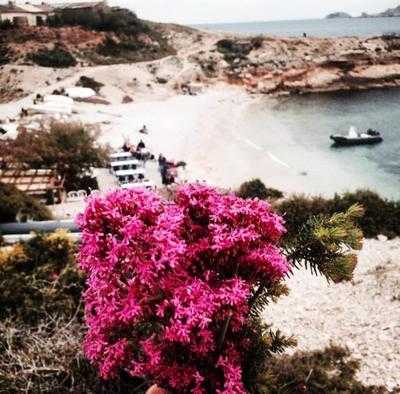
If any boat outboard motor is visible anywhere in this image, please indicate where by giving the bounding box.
[367,129,379,136]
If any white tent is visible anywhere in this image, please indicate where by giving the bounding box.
[43,95,74,106]
[65,87,96,99]
[27,103,73,115]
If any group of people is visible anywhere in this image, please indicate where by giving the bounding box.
[158,154,186,186]
[122,132,155,161]
[121,124,186,186]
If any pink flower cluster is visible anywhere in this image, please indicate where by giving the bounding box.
[78,184,289,393]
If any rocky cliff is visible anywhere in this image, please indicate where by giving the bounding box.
[181,34,400,95]
[2,23,400,102]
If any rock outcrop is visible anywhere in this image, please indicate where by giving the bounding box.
[360,4,400,18]
[326,12,352,19]
[186,34,400,96]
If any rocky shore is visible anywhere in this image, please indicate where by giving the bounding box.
[173,32,400,96]
[2,23,400,103]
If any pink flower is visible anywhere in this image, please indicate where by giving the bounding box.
[78,183,289,392]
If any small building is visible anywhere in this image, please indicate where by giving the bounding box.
[54,1,108,15]
[0,1,54,26]
[0,168,65,203]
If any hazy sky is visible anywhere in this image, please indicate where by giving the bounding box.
[7,0,398,24]
[107,0,398,24]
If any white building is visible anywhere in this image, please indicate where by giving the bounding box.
[0,1,53,26]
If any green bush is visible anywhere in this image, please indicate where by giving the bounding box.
[48,7,149,36]
[0,19,13,31]
[28,47,77,68]
[0,182,52,223]
[257,345,392,393]
[216,38,259,64]
[237,179,284,200]
[0,231,148,393]
[277,190,400,240]
[217,39,253,64]
[76,75,104,93]
[97,36,144,58]
[0,231,83,324]
[331,190,400,239]
[0,43,10,65]
[276,194,333,238]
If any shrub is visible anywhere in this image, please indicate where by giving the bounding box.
[237,179,284,200]
[48,7,149,36]
[28,46,77,68]
[97,36,144,58]
[0,230,83,324]
[0,43,11,65]
[0,19,13,30]
[0,231,147,393]
[217,39,253,63]
[331,190,400,239]
[278,190,400,240]
[78,184,363,392]
[258,345,392,393]
[76,75,104,93]
[276,194,333,238]
[216,38,258,64]
[250,36,264,50]
[0,182,52,223]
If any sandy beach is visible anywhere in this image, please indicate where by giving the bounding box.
[2,69,400,199]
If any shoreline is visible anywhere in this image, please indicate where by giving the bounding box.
[2,25,400,199]
[2,77,400,200]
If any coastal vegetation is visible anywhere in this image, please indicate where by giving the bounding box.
[237,178,284,200]
[77,184,363,392]
[0,184,398,392]
[28,45,77,68]
[1,122,109,192]
[235,180,400,240]
[47,7,149,36]
[0,182,51,223]
[0,6,175,68]
[76,75,104,93]
[277,189,400,240]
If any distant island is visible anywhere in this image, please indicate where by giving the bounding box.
[326,12,352,19]
[361,5,400,18]
[326,4,400,19]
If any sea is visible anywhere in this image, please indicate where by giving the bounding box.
[193,18,400,199]
[193,17,400,38]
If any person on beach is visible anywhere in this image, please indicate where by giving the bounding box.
[158,154,167,167]
[139,125,148,134]
[122,141,131,152]
[137,140,146,150]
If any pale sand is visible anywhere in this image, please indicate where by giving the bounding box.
[264,237,400,389]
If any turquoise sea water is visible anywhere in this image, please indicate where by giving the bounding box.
[193,17,400,37]
[193,18,400,198]
[242,89,400,199]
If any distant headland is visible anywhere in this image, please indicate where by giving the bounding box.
[326,4,400,19]
[326,12,352,19]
